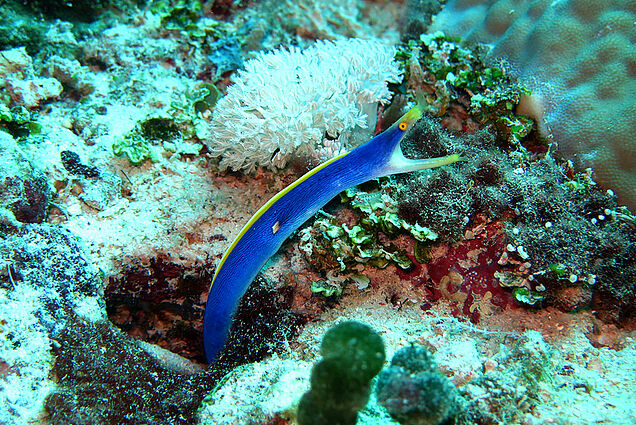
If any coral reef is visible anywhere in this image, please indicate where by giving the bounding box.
[0,224,104,324]
[0,0,633,423]
[271,0,374,40]
[394,114,635,319]
[293,44,634,321]
[40,55,96,98]
[217,282,308,369]
[453,328,556,424]
[106,257,212,362]
[429,0,636,210]
[107,255,306,365]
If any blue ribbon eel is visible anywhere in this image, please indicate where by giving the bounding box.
[204,102,460,363]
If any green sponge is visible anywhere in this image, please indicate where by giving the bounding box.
[297,321,385,425]
[376,344,458,425]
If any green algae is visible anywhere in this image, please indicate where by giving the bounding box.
[512,287,546,306]
[297,321,385,425]
[311,280,343,297]
[0,104,42,139]
[112,116,203,165]
[300,179,438,277]
[113,132,160,165]
[395,31,537,150]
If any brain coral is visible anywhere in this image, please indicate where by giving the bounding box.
[429,0,636,210]
[205,38,401,173]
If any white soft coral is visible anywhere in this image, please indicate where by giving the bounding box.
[204,38,402,173]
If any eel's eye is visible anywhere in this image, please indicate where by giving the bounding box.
[398,122,408,131]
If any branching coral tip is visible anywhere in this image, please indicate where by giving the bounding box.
[203,100,460,363]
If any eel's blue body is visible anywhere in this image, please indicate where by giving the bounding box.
[203,103,460,362]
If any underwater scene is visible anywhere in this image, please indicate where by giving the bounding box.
[0,0,635,424]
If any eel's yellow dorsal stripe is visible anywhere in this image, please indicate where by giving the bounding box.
[210,150,351,288]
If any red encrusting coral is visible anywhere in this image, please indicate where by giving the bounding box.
[403,215,516,322]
